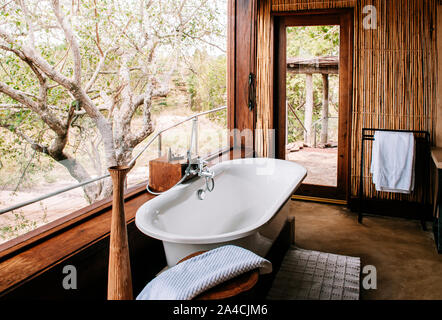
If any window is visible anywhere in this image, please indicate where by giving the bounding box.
[0,0,228,245]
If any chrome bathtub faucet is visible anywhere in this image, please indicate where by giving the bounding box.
[187,157,215,200]
[194,158,215,179]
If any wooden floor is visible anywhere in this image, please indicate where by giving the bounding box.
[288,200,442,300]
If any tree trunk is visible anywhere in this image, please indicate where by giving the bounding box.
[321,74,329,146]
[304,73,314,146]
[55,155,100,203]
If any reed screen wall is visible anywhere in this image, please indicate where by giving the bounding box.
[264,0,437,202]
[256,0,273,157]
[272,0,356,11]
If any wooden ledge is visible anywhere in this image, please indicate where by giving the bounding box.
[0,185,155,296]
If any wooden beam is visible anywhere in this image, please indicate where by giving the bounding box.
[304,73,313,146]
[287,66,338,75]
[287,56,339,74]
[321,73,329,145]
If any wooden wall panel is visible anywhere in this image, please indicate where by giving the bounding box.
[267,0,437,202]
[231,0,257,148]
[227,0,236,147]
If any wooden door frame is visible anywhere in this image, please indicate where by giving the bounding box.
[273,9,353,201]
[228,0,258,150]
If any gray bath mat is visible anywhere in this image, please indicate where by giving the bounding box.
[267,247,360,300]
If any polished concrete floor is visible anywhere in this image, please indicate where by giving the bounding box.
[288,200,442,300]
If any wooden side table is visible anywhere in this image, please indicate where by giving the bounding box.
[148,155,188,193]
[177,251,260,300]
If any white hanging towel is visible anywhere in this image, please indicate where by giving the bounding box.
[136,245,272,300]
[370,131,415,194]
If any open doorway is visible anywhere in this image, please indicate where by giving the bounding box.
[275,11,353,202]
[286,25,340,187]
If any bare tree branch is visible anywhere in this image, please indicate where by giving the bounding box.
[0,26,75,90]
[0,0,14,11]
[92,0,103,56]
[0,81,39,111]
[0,120,48,154]
[51,0,82,85]
[84,46,118,92]
[17,0,36,49]
[182,31,226,53]
[0,115,98,202]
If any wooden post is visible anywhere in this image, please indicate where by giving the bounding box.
[304,73,314,146]
[321,74,329,146]
[108,166,133,300]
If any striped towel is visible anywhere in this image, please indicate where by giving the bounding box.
[136,245,272,300]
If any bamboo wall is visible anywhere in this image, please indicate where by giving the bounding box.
[256,0,273,157]
[264,0,437,201]
[351,0,436,202]
[272,0,356,11]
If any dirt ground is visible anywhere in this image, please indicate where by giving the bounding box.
[287,147,338,186]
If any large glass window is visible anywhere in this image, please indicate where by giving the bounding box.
[0,0,228,244]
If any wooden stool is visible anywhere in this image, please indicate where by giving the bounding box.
[178,251,260,300]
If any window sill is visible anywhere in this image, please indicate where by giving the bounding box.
[0,183,155,295]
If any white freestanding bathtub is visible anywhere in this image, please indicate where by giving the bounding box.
[135,158,307,266]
